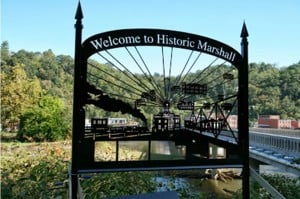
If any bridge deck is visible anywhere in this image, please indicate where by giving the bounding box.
[84,127,300,174]
[250,146,300,175]
[84,127,239,147]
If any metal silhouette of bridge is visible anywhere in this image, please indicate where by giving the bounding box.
[70,2,250,198]
[84,124,299,175]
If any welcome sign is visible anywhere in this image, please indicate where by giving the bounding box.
[82,29,242,66]
[71,2,250,198]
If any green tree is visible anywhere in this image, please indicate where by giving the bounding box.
[1,41,10,66]
[249,63,281,115]
[279,63,300,119]
[18,95,70,141]
[1,64,42,126]
[10,50,42,79]
[280,63,300,102]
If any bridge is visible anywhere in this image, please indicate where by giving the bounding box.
[84,121,300,176]
[249,128,300,176]
[82,123,300,199]
[195,127,300,175]
[182,126,300,175]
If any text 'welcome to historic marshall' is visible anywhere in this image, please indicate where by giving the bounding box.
[89,33,236,63]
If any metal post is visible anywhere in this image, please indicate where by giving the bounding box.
[239,22,250,199]
[71,2,83,198]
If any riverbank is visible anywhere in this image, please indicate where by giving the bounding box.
[0,137,241,198]
[1,133,298,198]
[155,169,242,198]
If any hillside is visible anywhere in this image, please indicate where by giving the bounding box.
[1,41,300,132]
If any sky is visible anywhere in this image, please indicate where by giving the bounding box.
[1,0,300,67]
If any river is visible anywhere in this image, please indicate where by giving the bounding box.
[190,178,242,198]
[155,173,241,198]
[117,141,242,197]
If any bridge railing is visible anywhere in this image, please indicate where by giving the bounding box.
[250,128,300,138]
[249,131,300,157]
[184,120,239,143]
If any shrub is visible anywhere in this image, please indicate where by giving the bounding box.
[1,142,69,198]
[250,174,300,199]
[18,95,70,141]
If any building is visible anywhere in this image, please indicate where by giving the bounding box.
[257,115,300,129]
[291,120,300,129]
[227,115,238,129]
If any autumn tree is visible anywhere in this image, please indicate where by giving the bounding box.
[1,64,42,129]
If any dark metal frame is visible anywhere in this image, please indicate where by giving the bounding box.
[70,2,249,198]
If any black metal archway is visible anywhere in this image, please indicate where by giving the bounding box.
[70,2,249,198]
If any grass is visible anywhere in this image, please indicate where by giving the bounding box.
[2,132,298,198]
[0,133,158,198]
[1,132,71,198]
[0,133,208,198]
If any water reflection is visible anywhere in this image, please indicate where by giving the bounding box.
[155,175,241,198]
[95,141,242,197]
[95,140,186,161]
[151,141,186,160]
[195,178,242,198]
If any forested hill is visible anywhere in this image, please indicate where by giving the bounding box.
[1,41,300,131]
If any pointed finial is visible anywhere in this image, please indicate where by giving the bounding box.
[75,1,83,20]
[240,21,249,38]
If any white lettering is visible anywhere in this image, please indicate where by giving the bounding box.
[89,33,236,63]
[90,39,103,49]
[197,40,236,62]
[157,34,195,48]
[90,36,141,49]
[197,40,207,50]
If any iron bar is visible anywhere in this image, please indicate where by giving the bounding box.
[88,62,146,94]
[168,47,173,100]
[105,50,157,96]
[192,60,226,84]
[161,46,167,99]
[179,52,202,84]
[124,46,162,100]
[134,46,165,101]
[189,57,219,83]
[96,51,164,103]
[174,50,194,86]
[87,72,141,97]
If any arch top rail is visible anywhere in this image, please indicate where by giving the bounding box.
[82,28,243,67]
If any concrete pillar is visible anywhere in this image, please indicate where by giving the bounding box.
[249,157,266,173]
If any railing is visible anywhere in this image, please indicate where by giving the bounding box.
[250,128,300,138]
[249,131,300,157]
